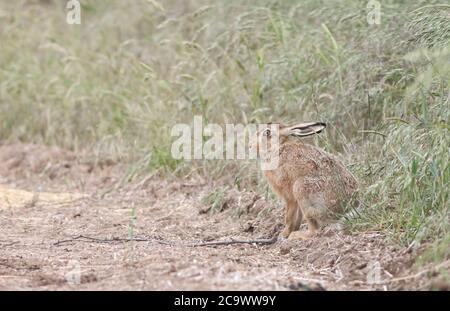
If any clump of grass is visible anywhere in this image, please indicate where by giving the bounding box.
[407,5,450,48]
[349,118,449,245]
[201,186,229,214]
[348,22,449,258]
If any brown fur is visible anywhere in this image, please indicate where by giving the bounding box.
[256,122,358,240]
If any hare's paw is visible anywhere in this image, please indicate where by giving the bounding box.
[288,230,315,240]
[280,227,292,239]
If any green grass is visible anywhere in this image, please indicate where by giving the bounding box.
[0,0,449,265]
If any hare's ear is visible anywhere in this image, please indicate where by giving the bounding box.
[287,122,326,137]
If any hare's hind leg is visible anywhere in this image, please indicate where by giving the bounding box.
[280,199,303,239]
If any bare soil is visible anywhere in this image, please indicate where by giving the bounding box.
[0,143,446,290]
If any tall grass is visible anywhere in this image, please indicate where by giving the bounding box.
[0,0,448,263]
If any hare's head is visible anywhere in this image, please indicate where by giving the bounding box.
[252,122,327,157]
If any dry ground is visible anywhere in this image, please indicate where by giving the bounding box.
[0,143,446,290]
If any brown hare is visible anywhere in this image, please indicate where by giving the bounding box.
[254,122,357,240]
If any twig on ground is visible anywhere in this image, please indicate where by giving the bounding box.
[53,235,173,246]
[52,234,278,247]
[188,236,278,247]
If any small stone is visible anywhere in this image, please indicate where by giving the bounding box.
[279,242,292,255]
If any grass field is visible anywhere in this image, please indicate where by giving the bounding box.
[0,0,449,269]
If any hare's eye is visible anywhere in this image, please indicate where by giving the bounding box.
[263,129,271,137]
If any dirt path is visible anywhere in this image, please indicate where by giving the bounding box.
[0,143,438,290]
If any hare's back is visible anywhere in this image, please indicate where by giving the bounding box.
[280,142,356,190]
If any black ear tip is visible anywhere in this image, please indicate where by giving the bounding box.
[318,122,327,128]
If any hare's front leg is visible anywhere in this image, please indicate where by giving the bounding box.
[280,200,302,239]
[288,218,319,240]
